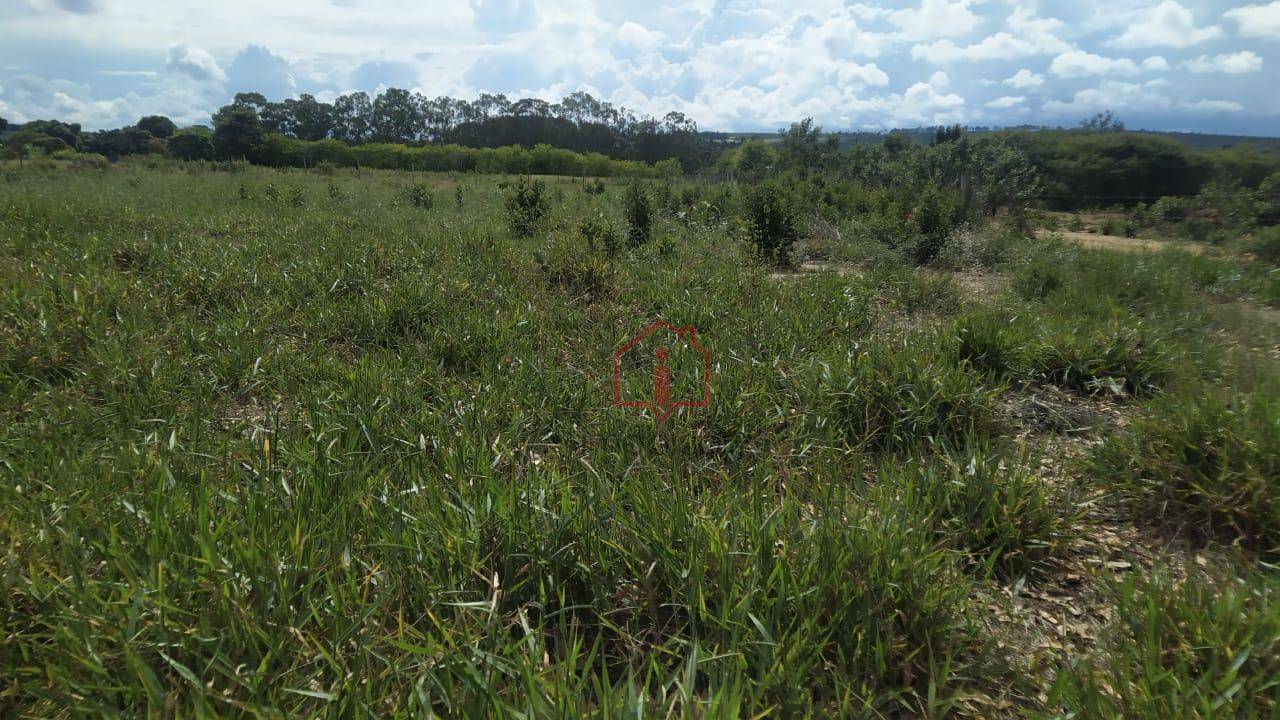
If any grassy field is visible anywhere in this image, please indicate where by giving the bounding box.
[2,161,1278,717]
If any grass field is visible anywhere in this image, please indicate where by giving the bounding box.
[2,161,1279,717]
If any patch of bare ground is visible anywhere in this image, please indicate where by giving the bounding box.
[968,387,1219,714]
[1037,229,1212,255]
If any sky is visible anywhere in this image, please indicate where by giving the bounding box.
[1,0,1278,135]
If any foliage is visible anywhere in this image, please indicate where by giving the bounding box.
[1048,567,1280,719]
[621,181,653,247]
[1095,391,1280,553]
[504,176,548,237]
[742,179,799,265]
[213,105,265,161]
[578,215,621,256]
[167,129,214,161]
[136,115,177,139]
[406,181,434,209]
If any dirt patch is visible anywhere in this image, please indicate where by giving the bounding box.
[1038,229,1210,256]
[767,260,862,280]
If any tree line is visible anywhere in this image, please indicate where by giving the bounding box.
[0,89,702,171]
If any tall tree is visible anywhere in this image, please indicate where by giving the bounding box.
[137,115,177,139]
[213,104,265,160]
[332,92,372,143]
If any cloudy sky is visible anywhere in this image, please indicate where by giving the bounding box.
[1,0,1278,134]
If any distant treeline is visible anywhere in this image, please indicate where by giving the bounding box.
[3,102,1279,206]
[0,89,701,175]
[255,135,670,177]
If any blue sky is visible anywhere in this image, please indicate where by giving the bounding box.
[1,0,1278,134]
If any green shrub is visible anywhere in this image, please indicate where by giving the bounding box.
[908,185,963,264]
[1047,568,1280,718]
[578,216,621,257]
[622,181,653,248]
[888,446,1065,578]
[289,186,307,207]
[584,178,606,195]
[1029,323,1170,397]
[327,183,344,202]
[809,343,997,452]
[535,239,616,302]
[951,312,1027,378]
[1244,226,1280,265]
[454,185,464,209]
[1152,195,1191,222]
[1101,217,1137,238]
[505,177,548,237]
[743,180,799,265]
[263,182,280,201]
[1012,258,1065,300]
[1094,391,1280,553]
[407,182,434,209]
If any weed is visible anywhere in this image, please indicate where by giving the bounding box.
[1094,391,1280,553]
[1047,567,1280,718]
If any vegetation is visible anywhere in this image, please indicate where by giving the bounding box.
[1,125,1278,716]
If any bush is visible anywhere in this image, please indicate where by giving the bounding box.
[1029,323,1170,397]
[743,180,799,265]
[622,182,653,248]
[535,239,616,302]
[951,312,1028,378]
[1094,391,1280,553]
[505,177,548,237]
[809,343,997,452]
[407,182,434,209]
[1152,195,1191,222]
[1101,217,1138,238]
[578,216,621,257]
[890,446,1064,578]
[1244,226,1280,265]
[655,158,683,179]
[289,186,307,208]
[908,185,963,264]
[1012,258,1065,300]
[584,178,606,195]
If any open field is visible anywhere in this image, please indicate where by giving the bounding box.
[2,162,1279,717]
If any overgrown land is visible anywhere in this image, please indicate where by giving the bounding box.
[2,121,1279,717]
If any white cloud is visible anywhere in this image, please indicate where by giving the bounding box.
[849,4,891,22]
[1184,51,1263,74]
[911,5,1069,63]
[616,22,663,54]
[1112,1,1222,48]
[1043,79,1172,114]
[1050,50,1142,78]
[1004,69,1044,88]
[1225,2,1280,39]
[986,95,1026,108]
[166,44,226,83]
[888,0,982,40]
[1181,99,1245,113]
[1142,56,1169,71]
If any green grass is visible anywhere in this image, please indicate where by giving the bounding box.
[1,160,1278,717]
[1045,566,1280,719]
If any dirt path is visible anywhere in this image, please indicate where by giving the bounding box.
[1038,229,1210,255]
